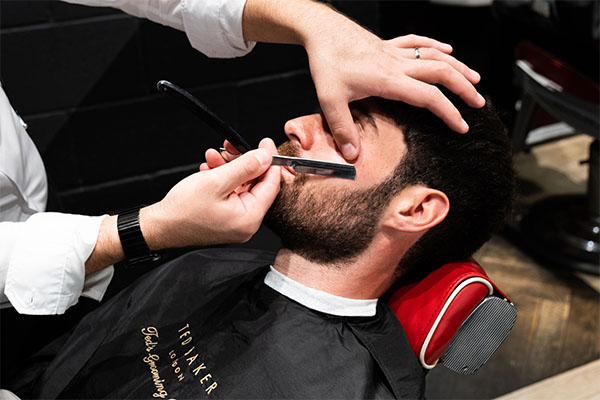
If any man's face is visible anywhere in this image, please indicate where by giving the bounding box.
[264,101,409,264]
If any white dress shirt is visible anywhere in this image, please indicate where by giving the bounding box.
[0,0,254,315]
[0,84,114,315]
[64,0,255,58]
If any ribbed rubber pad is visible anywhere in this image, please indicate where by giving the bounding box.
[441,296,517,374]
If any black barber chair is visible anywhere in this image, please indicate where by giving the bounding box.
[512,42,600,274]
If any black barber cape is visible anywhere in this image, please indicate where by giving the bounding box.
[11,249,425,399]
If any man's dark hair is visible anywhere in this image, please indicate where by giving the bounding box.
[369,94,516,278]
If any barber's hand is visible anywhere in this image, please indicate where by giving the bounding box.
[141,138,280,248]
[305,28,485,160]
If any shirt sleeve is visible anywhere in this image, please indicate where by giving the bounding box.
[1,213,114,315]
[62,0,256,58]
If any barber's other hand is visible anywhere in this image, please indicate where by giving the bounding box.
[140,138,280,248]
[305,24,484,160]
[241,0,482,160]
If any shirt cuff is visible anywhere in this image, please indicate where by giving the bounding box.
[182,0,256,58]
[4,213,112,315]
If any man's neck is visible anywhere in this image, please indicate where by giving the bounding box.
[272,235,408,299]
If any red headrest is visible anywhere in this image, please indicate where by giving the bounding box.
[388,259,510,369]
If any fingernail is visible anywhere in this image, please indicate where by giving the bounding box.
[470,69,481,81]
[442,42,453,51]
[477,92,486,106]
[460,119,469,133]
[341,143,357,159]
[254,150,270,166]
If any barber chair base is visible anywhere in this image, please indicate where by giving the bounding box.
[521,195,600,275]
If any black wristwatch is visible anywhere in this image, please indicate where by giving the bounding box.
[117,207,160,264]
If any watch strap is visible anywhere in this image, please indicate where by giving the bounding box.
[117,208,151,261]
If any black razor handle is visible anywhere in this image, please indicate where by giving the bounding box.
[156,80,252,153]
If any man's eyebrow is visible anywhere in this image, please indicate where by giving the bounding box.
[349,104,377,130]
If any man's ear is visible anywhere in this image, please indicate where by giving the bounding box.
[383,186,449,233]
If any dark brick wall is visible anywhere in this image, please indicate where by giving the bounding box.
[0,0,381,218]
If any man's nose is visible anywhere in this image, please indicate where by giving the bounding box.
[283,114,325,151]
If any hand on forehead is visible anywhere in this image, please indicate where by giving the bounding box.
[284,101,407,186]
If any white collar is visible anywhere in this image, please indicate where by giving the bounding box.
[264,266,378,317]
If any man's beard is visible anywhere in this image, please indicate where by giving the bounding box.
[264,142,400,265]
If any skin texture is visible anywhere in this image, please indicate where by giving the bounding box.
[203,104,450,299]
[242,0,485,160]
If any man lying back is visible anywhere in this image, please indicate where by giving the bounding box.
[9,95,515,399]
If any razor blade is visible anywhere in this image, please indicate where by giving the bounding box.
[218,148,356,179]
[157,80,356,180]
